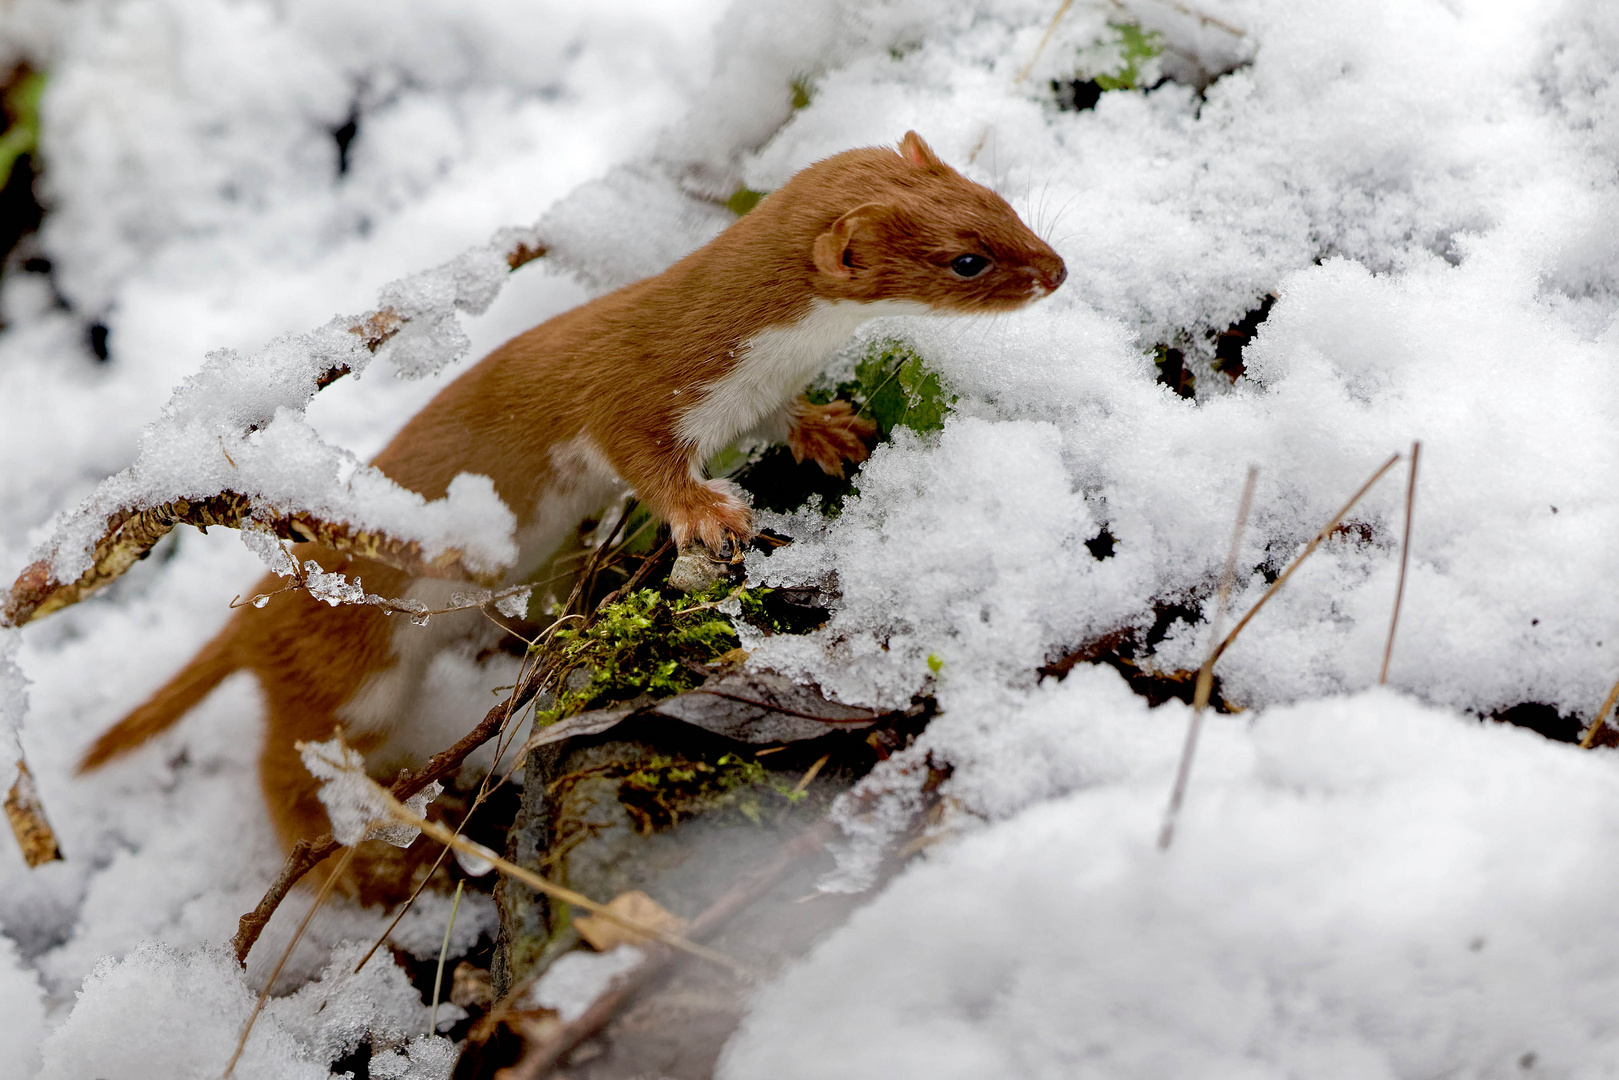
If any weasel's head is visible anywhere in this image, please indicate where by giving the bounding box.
[807,131,1066,313]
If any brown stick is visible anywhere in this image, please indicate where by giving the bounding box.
[495,819,836,1080]
[232,698,519,965]
[1379,441,1420,685]
[223,844,358,1078]
[1159,466,1257,850]
[1205,453,1401,674]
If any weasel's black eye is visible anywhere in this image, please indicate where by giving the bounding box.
[950,253,990,279]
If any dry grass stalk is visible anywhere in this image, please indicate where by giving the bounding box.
[428,879,465,1037]
[1013,0,1077,85]
[1159,452,1402,849]
[316,752,748,976]
[222,844,358,1079]
[1579,673,1619,750]
[1379,441,1420,685]
[1159,466,1257,850]
[4,757,61,867]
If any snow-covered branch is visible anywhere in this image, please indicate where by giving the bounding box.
[1,229,548,628]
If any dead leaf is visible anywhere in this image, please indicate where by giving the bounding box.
[574,890,687,952]
[5,759,61,867]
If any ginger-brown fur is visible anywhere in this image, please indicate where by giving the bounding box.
[79,132,1065,900]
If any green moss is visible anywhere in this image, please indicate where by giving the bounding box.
[789,78,814,111]
[616,751,804,834]
[534,587,739,725]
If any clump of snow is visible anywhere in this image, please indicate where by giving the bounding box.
[0,631,28,773]
[35,942,323,1080]
[525,945,645,1023]
[300,737,439,849]
[36,940,456,1080]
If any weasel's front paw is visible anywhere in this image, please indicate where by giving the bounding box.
[666,480,753,562]
[788,399,878,479]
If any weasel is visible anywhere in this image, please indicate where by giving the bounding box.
[77,132,1066,899]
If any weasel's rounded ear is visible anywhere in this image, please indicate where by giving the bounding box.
[813,202,888,280]
[899,131,943,170]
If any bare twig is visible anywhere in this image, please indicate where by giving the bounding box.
[317,755,748,975]
[233,698,518,964]
[1159,466,1256,850]
[223,845,358,1079]
[1014,0,1077,85]
[495,820,836,1080]
[1380,441,1420,685]
[1159,453,1401,849]
[1579,673,1619,750]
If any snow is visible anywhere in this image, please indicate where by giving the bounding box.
[1,0,1617,1075]
[723,688,1619,1078]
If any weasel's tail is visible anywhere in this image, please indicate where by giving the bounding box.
[78,628,241,772]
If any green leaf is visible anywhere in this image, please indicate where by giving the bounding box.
[726,186,765,216]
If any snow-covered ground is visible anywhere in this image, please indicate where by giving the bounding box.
[2,0,1618,1076]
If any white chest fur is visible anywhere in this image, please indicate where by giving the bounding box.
[674,298,930,464]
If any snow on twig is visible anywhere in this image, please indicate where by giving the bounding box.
[2,228,548,630]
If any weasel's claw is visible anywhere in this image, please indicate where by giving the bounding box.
[710,531,747,565]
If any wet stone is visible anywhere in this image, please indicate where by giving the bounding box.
[491,689,915,1079]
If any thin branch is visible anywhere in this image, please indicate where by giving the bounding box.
[4,236,546,630]
[233,697,518,964]
[1380,441,1420,685]
[1159,466,1257,850]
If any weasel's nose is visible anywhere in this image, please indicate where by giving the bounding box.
[1039,259,1067,293]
